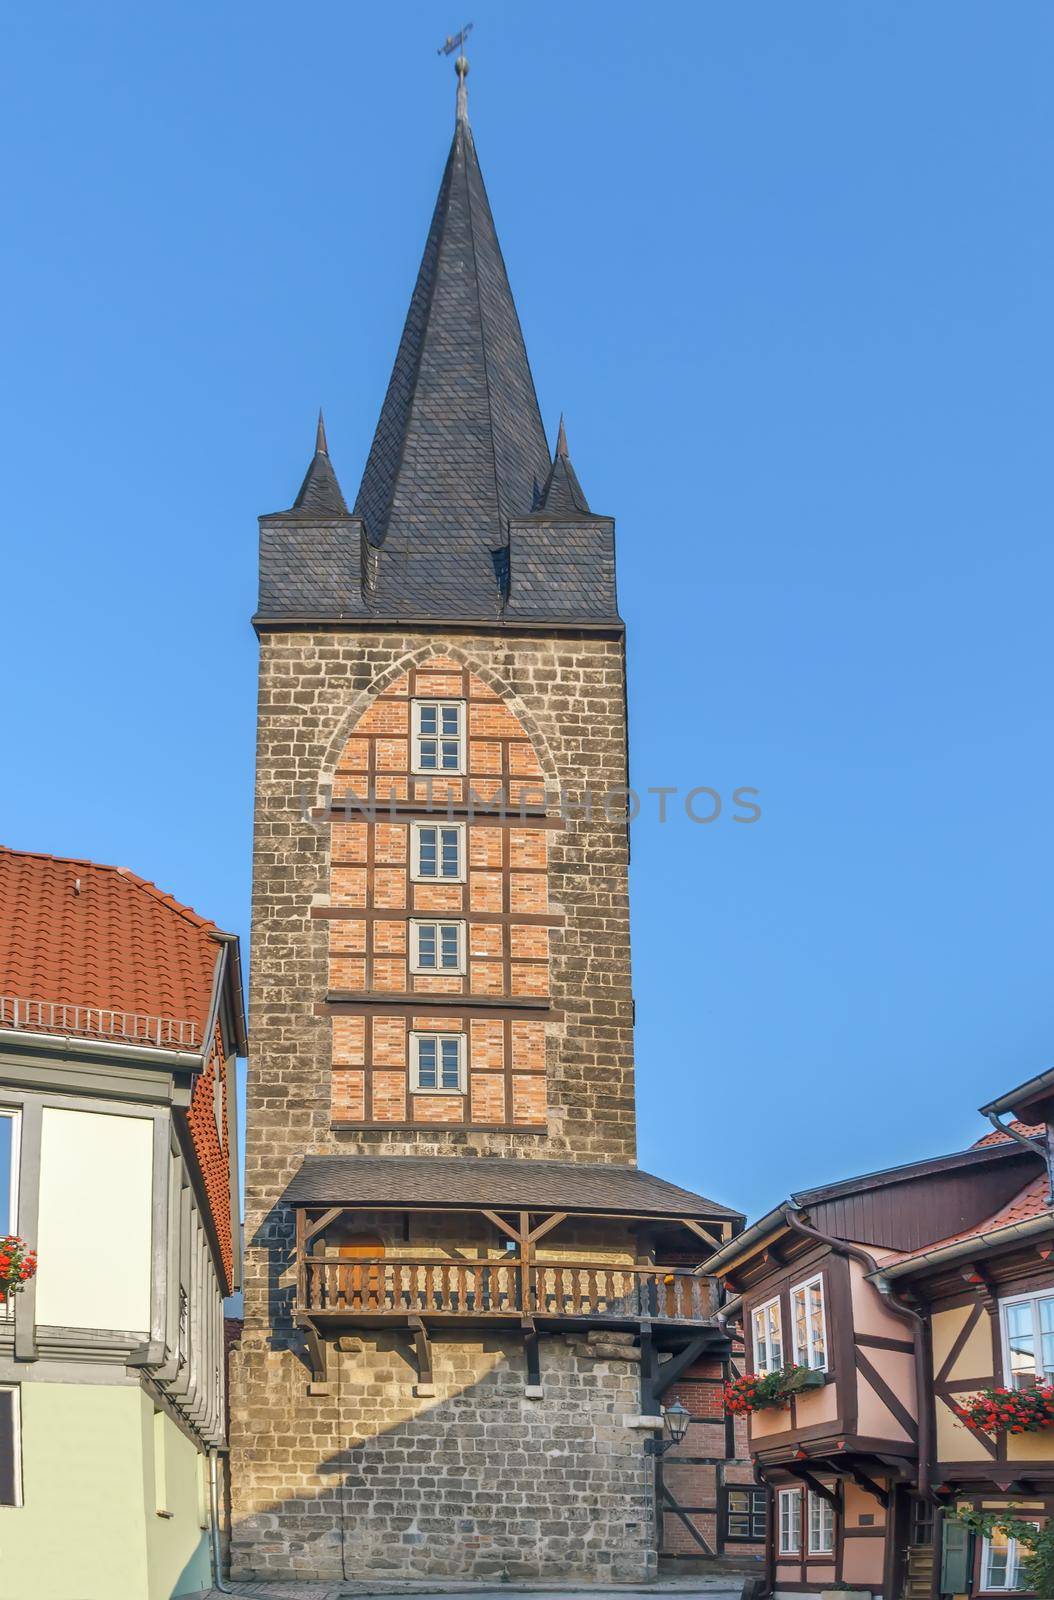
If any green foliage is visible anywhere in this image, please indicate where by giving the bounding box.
[954,1505,1054,1598]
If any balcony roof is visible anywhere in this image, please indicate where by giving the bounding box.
[282,1155,742,1223]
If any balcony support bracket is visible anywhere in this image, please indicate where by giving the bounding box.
[654,1332,715,1401]
[408,1316,434,1394]
[296,1314,329,1387]
[521,1316,540,1390]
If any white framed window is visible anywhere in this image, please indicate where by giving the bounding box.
[0,1111,21,1238]
[752,1295,783,1376]
[778,1487,801,1555]
[412,700,464,775]
[790,1273,828,1371]
[411,822,465,882]
[410,919,465,975]
[807,1490,834,1554]
[1001,1291,1054,1389]
[410,1031,466,1094]
[0,1387,22,1507]
[981,1525,1037,1591]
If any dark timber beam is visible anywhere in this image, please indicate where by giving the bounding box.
[785,1465,837,1506]
[654,1333,715,1399]
[522,1317,541,1389]
[640,1325,659,1417]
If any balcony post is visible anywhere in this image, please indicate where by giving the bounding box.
[296,1208,307,1311]
[519,1211,530,1314]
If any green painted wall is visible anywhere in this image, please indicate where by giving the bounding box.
[0,1382,211,1600]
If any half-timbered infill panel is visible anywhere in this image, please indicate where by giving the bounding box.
[322,657,564,1132]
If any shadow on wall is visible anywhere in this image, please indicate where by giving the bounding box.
[230,1285,656,1584]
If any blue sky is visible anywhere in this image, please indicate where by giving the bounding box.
[2,3,1051,1221]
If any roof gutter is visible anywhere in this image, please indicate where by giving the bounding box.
[697,1205,789,1276]
[872,1209,1054,1282]
[980,1066,1054,1119]
[0,1025,205,1073]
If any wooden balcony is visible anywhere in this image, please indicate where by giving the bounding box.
[296,1256,718,1327]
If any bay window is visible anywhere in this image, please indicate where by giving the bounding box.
[791,1273,827,1371]
[752,1295,783,1376]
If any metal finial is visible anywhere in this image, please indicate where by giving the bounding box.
[315,409,329,456]
[455,54,469,124]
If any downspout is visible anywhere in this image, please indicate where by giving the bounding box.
[209,1449,234,1593]
[782,1207,933,1500]
[985,1111,1054,1205]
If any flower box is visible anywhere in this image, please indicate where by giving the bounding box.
[724,1364,826,1415]
[955,1385,1054,1437]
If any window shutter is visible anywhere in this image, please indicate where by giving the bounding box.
[0,1390,16,1506]
[940,1517,972,1595]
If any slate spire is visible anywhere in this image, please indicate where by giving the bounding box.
[290,409,348,517]
[352,58,551,618]
[537,414,591,515]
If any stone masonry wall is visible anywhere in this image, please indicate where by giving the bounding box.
[232,627,640,1580]
[230,1331,656,1582]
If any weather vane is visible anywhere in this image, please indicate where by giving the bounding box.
[436,23,473,57]
[438,22,473,122]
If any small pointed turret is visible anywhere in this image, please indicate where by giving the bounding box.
[290,409,348,516]
[537,415,591,514]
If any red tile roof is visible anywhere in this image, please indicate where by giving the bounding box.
[973,1120,1044,1147]
[0,845,224,1049]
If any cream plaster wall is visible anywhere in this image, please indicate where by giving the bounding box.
[36,1108,153,1333]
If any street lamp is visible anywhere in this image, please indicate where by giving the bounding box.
[648,1401,692,1455]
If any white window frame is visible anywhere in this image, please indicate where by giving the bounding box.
[409,1031,466,1095]
[412,699,465,776]
[0,1111,21,1240]
[778,1487,801,1556]
[0,1386,23,1508]
[410,821,466,883]
[790,1272,828,1372]
[409,919,466,976]
[807,1489,834,1555]
[981,1523,1038,1592]
[752,1295,783,1376]
[1000,1289,1054,1389]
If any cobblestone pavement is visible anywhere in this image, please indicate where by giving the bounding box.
[188,1579,748,1600]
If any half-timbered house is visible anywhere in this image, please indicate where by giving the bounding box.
[701,1069,1054,1600]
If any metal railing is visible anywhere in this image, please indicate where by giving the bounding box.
[0,995,200,1051]
[299,1257,717,1323]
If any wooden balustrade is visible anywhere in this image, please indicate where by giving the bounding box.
[299,1257,716,1324]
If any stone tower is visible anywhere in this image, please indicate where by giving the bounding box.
[230,59,740,1583]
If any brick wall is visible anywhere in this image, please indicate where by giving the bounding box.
[324,658,554,1131]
